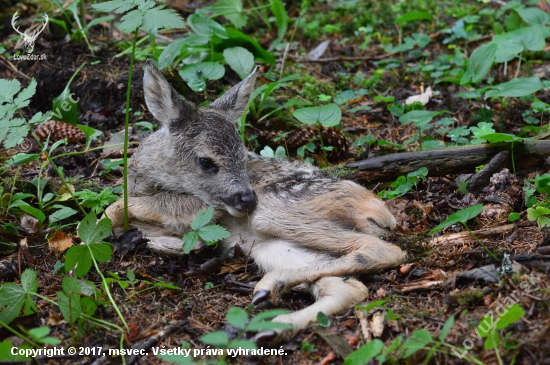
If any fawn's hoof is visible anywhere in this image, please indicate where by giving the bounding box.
[250,330,277,344]
[252,289,271,306]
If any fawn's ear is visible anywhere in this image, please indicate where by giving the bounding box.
[143,59,196,129]
[210,66,259,123]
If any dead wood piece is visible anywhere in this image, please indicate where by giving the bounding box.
[345,141,550,182]
[395,280,443,292]
[536,246,550,255]
[354,307,372,342]
[430,224,515,246]
[509,255,550,271]
[313,325,354,359]
[468,151,510,195]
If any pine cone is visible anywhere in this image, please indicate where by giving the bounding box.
[34,120,86,144]
[254,127,349,162]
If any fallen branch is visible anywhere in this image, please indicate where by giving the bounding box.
[430,224,516,246]
[395,280,444,293]
[345,141,550,182]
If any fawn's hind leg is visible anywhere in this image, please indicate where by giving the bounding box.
[252,234,404,304]
[270,277,368,340]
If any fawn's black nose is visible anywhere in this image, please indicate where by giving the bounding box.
[223,190,257,213]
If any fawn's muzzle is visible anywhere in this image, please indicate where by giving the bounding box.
[222,190,257,215]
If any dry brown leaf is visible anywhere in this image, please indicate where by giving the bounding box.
[48,231,73,251]
[20,214,40,235]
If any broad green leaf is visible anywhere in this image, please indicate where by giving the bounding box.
[226,307,248,329]
[223,47,254,79]
[270,0,288,47]
[485,77,544,98]
[76,125,102,150]
[356,299,387,311]
[515,8,550,27]
[228,339,257,350]
[344,339,384,365]
[317,312,330,327]
[200,331,229,347]
[0,341,30,361]
[182,231,199,254]
[429,204,484,234]
[493,26,546,63]
[57,291,81,324]
[249,308,290,324]
[395,11,432,23]
[479,133,523,143]
[158,38,188,70]
[65,243,113,277]
[212,28,275,65]
[0,118,28,149]
[198,225,230,244]
[78,213,113,244]
[534,174,550,193]
[92,0,135,14]
[49,206,78,224]
[179,62,225,92]
[293,104,341,127]
[439,316,454,342]
[18,205,46,224]
[188,13,227,39]
[0,269,38,324]
[508,212,521,222]
[210,0,243,15]
[496,303,525,330]
[191,206,215,231]
[461,43,497,85]
[246,320,293,331]
[260,145,275,158]
[402,329,432,358]
[0,79,21,103]
[470,122,495,139]
[399,110,450,128]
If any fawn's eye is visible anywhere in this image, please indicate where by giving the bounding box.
[198,157,218,173]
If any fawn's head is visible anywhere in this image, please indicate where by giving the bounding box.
[143,60,258,216]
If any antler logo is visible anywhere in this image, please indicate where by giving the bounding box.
[12,11,48,54]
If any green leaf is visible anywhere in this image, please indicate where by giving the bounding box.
[428,204,484,234]
[399,110,450,128]
[316,312,330,327]
[496,303,525,330]
[213,28,275,65]
[460,43,497,85]
[92,0,135,14]
[344,339,384,365]
[508,212,521,222]
[179,62,225,92]
[78,213,112,245]
[402,329,432,358]
[182,231,199,254]
[18,205,46,224]
[77,125,102,150]
[142,6,186,33]
[439,316,454,342]
[0,79,21,104]
[515,7,550,26]
[226,307,248,329]
[485,77,544,98]
[470,122,495,139]
[223,47,254,79]
[200,331,229,347]
[65,244,113,277]
[198,225,230,244]
[210,0,243,15]
[0,118,28,149]
[395,11,432,23]
[260,145,275,158]
[49,206,78,224]
[57,291,81,324]
[270,0,288,47]
[228,339,257,350]
[293,104,341,127]
[246,320,293,331]
[356,299,387,311]
[191,206,215,230]
[248,308,290,324]
[479,133,523,143]
[188,13,227,39]
[118,9,145,33]
[0,269,38,324]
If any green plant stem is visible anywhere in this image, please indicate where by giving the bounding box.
[0,319,40,348]
[514,55,522,79]
[50,142,140,160]
[86,243,129,332]
[115,36,148,58]
[317,122,327,162]
[491,331,504,365]
[464,223,498,262]
[123,31,139,232]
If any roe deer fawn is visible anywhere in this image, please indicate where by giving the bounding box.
[105,60,406,341]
